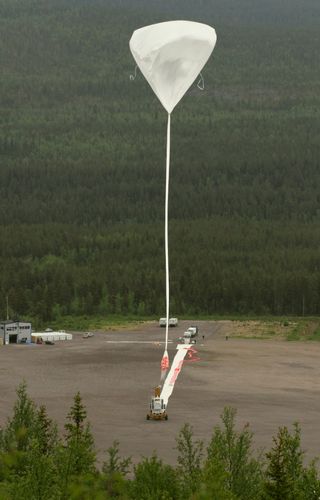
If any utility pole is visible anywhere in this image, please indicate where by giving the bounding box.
[6,295,9,321]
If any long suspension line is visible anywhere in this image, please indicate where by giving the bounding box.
[165,112,171,352]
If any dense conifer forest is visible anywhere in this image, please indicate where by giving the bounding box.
[0,0,319,321]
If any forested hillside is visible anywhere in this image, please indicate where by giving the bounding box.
[0,0,319,321]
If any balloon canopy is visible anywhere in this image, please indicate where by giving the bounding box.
[129,20,217,114]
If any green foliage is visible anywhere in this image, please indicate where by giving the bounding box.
[1,381,37,453]
[286,323,305,341]
[35,405,58,456]
[308,329,320,341]
[0,383,59,498]
[99,442,132,498]
[62,392,96,477]
[300,461,320,500]
[264,423,320,500]
[102,441,131,477]
[196,459,236,500]
[67,474,108,500]
[65,393,89,439]
[175,423,204,496]
[131,454,180,500]
[207,407,263,499]
[8,440,59,500]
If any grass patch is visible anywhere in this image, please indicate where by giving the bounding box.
[306,326,320,341]
[239,335,274,340]
[230,320,296,340]
[227,317,320,342]
[308,329,320,341]
[286,323,304,341]
[286,321,320,341]
[31,315,153,332]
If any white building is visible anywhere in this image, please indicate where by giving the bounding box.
[0,320,32,345]
[31,330,72,343]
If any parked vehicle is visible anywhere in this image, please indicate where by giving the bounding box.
[178,326,199,344]
[83,332,94,338]
[186,326,198,337]
[179,332,196,344]
[159,318,167,327]
[159,317,178,327]
[169,317,178,327]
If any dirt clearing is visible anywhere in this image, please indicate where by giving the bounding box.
[1,320,320,464]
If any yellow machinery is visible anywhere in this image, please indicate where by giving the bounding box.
[146,386,168,420]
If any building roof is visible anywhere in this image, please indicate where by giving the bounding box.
[0,320,31,325]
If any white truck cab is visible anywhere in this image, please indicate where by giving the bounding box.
[179,331,196,344]
[187,326,198,337]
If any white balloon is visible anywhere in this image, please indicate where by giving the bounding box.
[129,20,217,113]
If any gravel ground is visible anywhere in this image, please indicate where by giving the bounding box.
[1,320,320,464]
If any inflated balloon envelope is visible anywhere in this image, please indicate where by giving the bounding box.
[129,20,217,382]
[129,20,217,113]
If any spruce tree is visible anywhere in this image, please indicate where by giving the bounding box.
[2,381,36,452]
[264,424,305,500]
[63,392,96,476]
[35,405,58,456]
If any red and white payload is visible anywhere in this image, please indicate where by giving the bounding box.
[160,344,199,406]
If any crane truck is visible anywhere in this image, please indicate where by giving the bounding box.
[146,386,168,420]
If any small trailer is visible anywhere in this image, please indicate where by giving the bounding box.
[186,326,198,337]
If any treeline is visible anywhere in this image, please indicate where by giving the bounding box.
[0,382,319,499]
[0,0,320,319]
[1,219,320,322]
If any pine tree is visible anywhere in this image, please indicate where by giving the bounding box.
[35,405,58,456]
[264,424,304,500]
[2,381,36,452]
[63,392,96,476]
[55,392,96,498]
